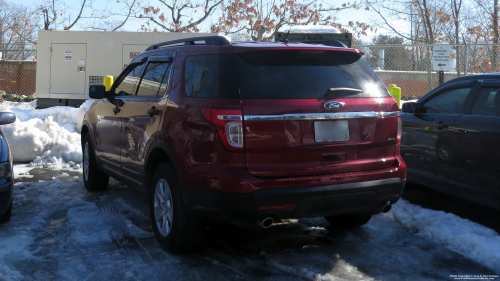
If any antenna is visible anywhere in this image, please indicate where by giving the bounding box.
[279,26,293,43]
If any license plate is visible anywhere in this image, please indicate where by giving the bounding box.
[314,120,350,142]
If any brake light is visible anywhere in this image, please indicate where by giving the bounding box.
[203,108,244,151]
[397,116,402,143]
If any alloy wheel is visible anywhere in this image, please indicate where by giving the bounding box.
[153,179,173,237]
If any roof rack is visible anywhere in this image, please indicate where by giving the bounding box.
[145,36,231,51]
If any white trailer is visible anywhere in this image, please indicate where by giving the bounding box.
[36,30,219,107]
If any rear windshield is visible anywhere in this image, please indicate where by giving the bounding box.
[235,50,390,99]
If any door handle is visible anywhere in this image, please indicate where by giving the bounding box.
[147,108,160,116]
[437,121,449,130]
[113,107,121,114]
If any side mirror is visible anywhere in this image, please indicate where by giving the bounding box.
[402,102,418,113]
[0,112,16,125]
[89,85,108,99]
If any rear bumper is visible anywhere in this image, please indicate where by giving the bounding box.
[183,177,406,228]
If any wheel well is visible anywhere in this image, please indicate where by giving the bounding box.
[146,148,172,191]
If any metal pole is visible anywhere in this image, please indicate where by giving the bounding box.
[464,42,468,76]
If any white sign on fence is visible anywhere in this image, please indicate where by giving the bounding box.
[433,45,454,71]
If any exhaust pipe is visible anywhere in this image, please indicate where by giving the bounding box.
[382,203,392,213]
[260,217,274,228]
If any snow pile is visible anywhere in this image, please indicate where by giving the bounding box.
[392,199,500,273]
[288,25,341,34]
[1,100,94,169]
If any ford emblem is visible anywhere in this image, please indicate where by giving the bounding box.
[324,101,344,110]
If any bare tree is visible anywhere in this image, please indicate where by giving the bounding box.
[449,0,464,75]
[0,0,37,57]
[473,0,500,70]
[366,0,451,44]
[212,0,370,41]
[139,0,223,32]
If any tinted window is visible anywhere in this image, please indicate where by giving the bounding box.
[421,87,471,114]
[235,50,390,99]
[471,87,500,117]
[114,63,146,96]
[136,62,171,97]
[184,55,239,98]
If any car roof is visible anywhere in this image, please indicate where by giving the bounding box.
[228,42,363,56]
[443,73,500,84]
[143,36,363,55]
[417,72,500,102]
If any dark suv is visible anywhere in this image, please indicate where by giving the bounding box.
[82,36,406,253]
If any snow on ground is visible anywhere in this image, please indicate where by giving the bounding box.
[1,173,498,280]
[0,99,94,170]
[393,200,500,273]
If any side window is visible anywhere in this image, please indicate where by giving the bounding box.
[184,54,239,98]
[185,55,219,98]
[136,62,172,97]
[114,63,146,96]
[420,87,471,114]
[470,87,500,117]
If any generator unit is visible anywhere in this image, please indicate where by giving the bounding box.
[274,26,352,47]
[36,30,220,107]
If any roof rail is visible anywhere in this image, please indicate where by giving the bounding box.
[145,36,231,51]
[302,40,348,48]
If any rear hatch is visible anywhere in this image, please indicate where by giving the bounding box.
[235,47,400,177]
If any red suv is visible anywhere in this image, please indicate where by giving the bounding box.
[82,36,406,253]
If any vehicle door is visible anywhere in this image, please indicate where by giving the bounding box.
[401,81,476,180]
[450,80,500,208]
[95,59,146,175]
[120,56,173,187]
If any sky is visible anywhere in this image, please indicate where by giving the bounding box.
[14,0,395,43]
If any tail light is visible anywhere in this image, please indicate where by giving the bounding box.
[203,108,244,151]
[397,116,402,143]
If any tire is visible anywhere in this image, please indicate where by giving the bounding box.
[324,213,372,229]
[150,163,202,253]
[0,201,12,223]
[82,134,109,191]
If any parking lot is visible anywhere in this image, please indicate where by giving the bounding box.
[0,165,498,280]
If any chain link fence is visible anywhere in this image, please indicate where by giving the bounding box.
[1,45,500,108]
[0,49,37,110]
[358,44,500,100]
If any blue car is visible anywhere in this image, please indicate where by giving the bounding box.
[401,74,500,210]
[0,112,16,223]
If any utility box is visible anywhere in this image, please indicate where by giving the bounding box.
[274,26,352,47]
[36,30,220,107]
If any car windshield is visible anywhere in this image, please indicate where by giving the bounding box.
[235,50,390,99]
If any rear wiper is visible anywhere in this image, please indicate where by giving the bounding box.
[325,87,363,97]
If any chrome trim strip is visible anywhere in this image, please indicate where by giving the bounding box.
[244,111,400,121]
